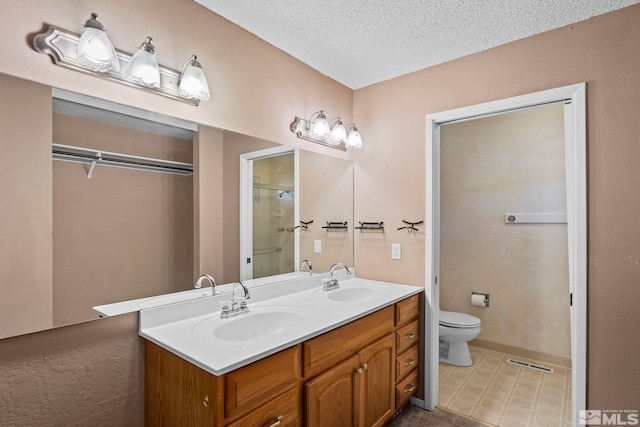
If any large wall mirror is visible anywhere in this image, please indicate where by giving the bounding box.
[0,72,354,340]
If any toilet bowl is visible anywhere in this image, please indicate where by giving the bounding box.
[439,310,481,367]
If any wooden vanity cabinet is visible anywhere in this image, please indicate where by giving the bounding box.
[393,294,420,409]
[302,306,396,427]
[144,294,421,427]
[304,334,395,427]
[145,340,225,427]
[224,345,301,425]
[145,341,300,427]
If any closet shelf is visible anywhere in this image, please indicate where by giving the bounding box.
[52,143,193,177]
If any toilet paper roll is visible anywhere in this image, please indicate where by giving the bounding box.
[471,294,486,307]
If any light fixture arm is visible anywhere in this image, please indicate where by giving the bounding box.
[307,110,324,130]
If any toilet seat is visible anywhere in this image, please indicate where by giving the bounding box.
[439,310,481,328]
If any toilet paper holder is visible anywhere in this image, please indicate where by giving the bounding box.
[471,291,490,307]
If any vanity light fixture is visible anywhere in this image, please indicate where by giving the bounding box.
[329,117,347,143]
[178,55,211,101]
[76,13,120,73]
[124,37,160,88]
[290,111,363,151]
[32,13,210,106]
[345,124,362,150]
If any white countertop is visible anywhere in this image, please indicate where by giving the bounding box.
[139,271,422,376]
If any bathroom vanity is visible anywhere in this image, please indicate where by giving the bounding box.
[140,273,421,426]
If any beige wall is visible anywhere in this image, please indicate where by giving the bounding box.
[0,74,53,339]
[353,4,640,408]
[0,0,352,423]
[2,0,640,421]
[194,126,224,283]
[440,104,570,360]
[52,113,194,326]
[299,150,354,272]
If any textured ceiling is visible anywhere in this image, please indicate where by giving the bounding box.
[195,0,639,89]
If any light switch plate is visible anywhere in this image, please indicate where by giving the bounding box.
[314,240,322,253]
[391,243,402,260]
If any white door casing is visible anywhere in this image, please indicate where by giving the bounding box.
[420,83,586,427]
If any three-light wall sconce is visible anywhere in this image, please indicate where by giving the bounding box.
[290,110,362,151]
[33,13,210,106]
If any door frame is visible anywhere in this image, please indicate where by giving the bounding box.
[421,83,587,426]
[239,145,299,281]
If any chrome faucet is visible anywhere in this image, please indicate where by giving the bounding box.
[299,259,313,276]
[195,274,216,296]
[220,282,251,318]
[323,263,352,291]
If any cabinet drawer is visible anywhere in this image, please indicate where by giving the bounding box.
[226,388,299,427]
[395,294,419,327]
[395,320,419,354]
[303,306,394,378]
[225,345,301,420]
[396,345,419,383]
[395,369,418,409]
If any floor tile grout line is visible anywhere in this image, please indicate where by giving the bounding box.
[446,348,487,404]
[440,346,571,427]
[469,349,508,416]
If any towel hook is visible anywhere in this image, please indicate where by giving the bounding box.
[397,220,423,233]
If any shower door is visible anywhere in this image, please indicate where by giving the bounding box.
[240,147,298,281]
[251,153,295,279]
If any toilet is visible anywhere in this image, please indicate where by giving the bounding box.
[439,310,481,366]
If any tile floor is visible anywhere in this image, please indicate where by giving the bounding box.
[439,346,572,427]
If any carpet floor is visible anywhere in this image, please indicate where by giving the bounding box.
[388,404,490,426]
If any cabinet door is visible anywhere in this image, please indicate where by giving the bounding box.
[358,334,395,427]
[304,354,360,427]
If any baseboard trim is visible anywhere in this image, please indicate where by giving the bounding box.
[470,339,571,369]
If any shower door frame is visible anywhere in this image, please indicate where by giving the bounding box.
[239,145,299,281]
[422,83,587,426]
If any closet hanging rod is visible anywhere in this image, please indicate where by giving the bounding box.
[52,143,193,176]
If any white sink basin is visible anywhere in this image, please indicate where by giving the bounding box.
[322,285,391,303]
[191,307,307,342]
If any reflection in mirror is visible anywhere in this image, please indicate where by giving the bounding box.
[252,152,296,278]
[0,72,354,340]
[239,147,297,281]
[52,96,195,327]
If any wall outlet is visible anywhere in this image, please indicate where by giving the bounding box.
[314,240,322,253]
[392,243,402,260]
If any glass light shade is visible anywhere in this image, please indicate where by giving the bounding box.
[178,55,210,101]
[312,113,330,137]
[346,127,363,149]
[125,38,160,88]
[330,120,347,143]
[76,14,120,73]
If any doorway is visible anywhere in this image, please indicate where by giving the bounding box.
[422,84,586,426]
[240,146,299,281]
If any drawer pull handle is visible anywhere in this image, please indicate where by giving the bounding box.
[362,363,368,371]
[404,358,415,366]
[405,333,416,340]
[356,367,363,375]
[266,415,283,427]
[404,383,416,393]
